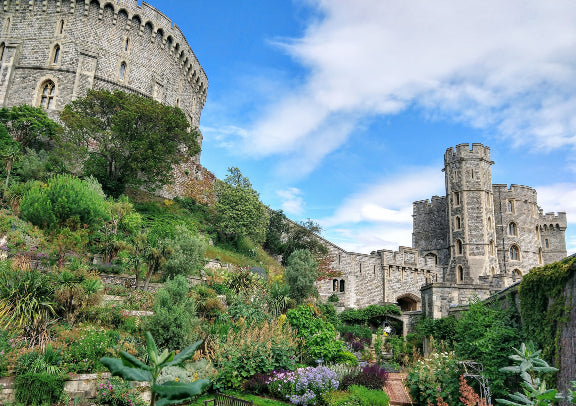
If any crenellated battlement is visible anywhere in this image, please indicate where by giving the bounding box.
[413,195,446,214]
[539,212,568,228]
[2,0,208,95]
[492,183,537,203]
[444,143,492,164]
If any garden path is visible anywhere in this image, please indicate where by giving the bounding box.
[384,372,412,406]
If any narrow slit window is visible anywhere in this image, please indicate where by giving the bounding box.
[119,62,127,80]
[52,45,60,64]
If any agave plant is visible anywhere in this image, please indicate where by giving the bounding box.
[101,331,209,406]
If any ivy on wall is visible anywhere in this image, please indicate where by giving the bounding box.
[518,255,576,366]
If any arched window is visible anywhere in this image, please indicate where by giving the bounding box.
[457,265,464,283]
[536,226,540,240]
[52,44,61,64]
[339,280,345,293]
[332,279,338,292]
[491,266,496,275]
[119,62,127,81]
[508,222,517,236]
[455,216,461,230]
[0,43,4,62]
[454,191,461,206]
[124,38,130,52]
[456,239,463,255]
[488,216,493,231]
[512,269,523,280]
[39,80,56,109]
[490,240,495,256]
[507,200,514,213]
[509,245,520,261]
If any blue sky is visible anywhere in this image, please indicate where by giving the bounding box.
[146,0,576,255]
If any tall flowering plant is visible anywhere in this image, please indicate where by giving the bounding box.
[267,366,340,405]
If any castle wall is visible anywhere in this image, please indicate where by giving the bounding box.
[412,196,450,267]
[539,212,568,264]
[0,0,207,132]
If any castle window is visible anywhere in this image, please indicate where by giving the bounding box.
[454,191,461,206]
[338,254,341,265]
[58,20,65,35]
[508,222,517,236]
[509,245,520,261]
[39,80,56,109]
[119,62,127,81]
[373,265,376,275]
[512,269,523,280]
[486,191,491,207]
[52,45,61,65]
[455,216,461,230]
[488,216,493,231]
[491,266,495,275]
[536,226,540,240]
[545,239,549,248]
[3,18,10,34]
[456,239,463,255]
[0,43,4,62]
[124,38,130,52]
[471,169,474,179]
[339,280,345,293]
[457,265,464,283]
[332,279,338,292]
[507,200,515,213]
[490,240,495,256]
[359,262,362,274]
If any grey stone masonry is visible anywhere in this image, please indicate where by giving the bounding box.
[0,0,207,155]
[322,143,568,323]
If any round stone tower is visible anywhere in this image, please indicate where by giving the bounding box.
[443,143,500,283]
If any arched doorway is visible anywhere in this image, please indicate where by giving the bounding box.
[396,293,421,312]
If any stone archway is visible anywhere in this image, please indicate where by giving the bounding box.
[396,293,421,312]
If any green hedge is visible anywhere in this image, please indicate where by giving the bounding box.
[15,372,65,405]
[339,304,401,325]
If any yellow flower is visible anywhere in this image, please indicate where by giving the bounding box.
[174,377,179,382]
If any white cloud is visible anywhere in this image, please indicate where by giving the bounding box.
[320,167,445,253]
[228,0,576,174]
[276,187,305,215]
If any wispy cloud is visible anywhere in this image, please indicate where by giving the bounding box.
[320,167,445,253]
[276,187,305,215]
[221,0,576,176]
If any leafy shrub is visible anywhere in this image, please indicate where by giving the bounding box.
[285,249,318,304]
[287,304,345,364]
[95,378,147,406]
[162,225,206,280]
[20,174,110,230]
[328,294,339,303]
[267,366,340,405]
[157,358,218,385]
[15,350,43,376]
[332,351,359,366]
[60,327,118,373]
[339,304,401,325]
[406,351,460,406]
[213,318,299,391]
[341,364,389,390]
[14,372,65,406]
[326,385,390,405]
[0,328,17,376]
[146,275,198,350]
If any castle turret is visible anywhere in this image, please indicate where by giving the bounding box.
[443,143,500,283]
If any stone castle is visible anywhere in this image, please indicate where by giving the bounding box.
[318,143,567,321]
[0,0,210,194]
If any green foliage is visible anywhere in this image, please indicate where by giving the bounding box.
[61,328,119,373]
[14,372,65,406]
[326,385,390,406]
[287,304,345,364]
[497,342,561,406]
[212,318,299,391]
[214,167,269,245]
[146,275,198,350]
[0,262,56,345]
[338,325,373,341]
[20,174,110,230]
[95,378,147,406]
[162,225,206,280]
[339,304,401,325]
[60,89,200,197]
[454,299,524,398]
[415,315,458,348]
[0,328,18,376]
[285,249,318,304]
[407,351,461,406]
[101,331,209,406]
[518,255,576,366]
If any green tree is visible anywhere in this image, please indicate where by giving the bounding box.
[214,167,269,245]
[162,225,206,280]
[0,105,60,194]
[20,174,110,230]
[146,276,198,350]
[60,89,200,197]
[285,249,318,304]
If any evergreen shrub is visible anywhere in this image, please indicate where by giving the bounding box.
[14,372,65,406]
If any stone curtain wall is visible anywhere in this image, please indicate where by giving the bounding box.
[558,268,576,406]
[0,0,207,130]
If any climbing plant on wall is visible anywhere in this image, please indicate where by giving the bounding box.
[518,255,576,366]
